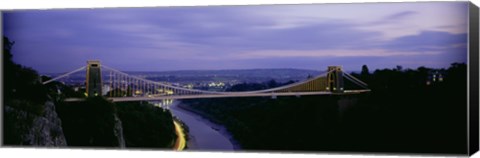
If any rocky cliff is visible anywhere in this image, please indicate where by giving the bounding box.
[4,101,67,146]
[113,114,126,148]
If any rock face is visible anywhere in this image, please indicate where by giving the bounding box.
[5,101,67,146]
[338,96,358,118]
[113,114,126,148]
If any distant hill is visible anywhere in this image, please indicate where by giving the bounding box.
[44,68,324,85]
[46,68,322,77]
[127,68,321,76]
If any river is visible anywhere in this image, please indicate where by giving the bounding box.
[166,100,240,151]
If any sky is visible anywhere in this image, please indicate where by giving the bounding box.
[2,2,469,73]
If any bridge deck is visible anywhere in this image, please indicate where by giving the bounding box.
[64,90,370,102]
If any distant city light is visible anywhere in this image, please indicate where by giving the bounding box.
[208,82,225,87]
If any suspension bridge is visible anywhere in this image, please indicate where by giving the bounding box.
[42,60,370,102]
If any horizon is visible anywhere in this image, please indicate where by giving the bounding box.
[3,2,468,73]
[41,62,465,76]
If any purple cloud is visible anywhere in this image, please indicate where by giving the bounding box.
[2,2,468,73]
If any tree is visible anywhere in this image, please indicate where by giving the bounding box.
[396,65,403,71]
[361,65,370,76]
[267,79,278,88]
[3,36,47,103]
[3,36,14,61]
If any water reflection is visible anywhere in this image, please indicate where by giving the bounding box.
[149,99,236,150]
[150,99,174,110]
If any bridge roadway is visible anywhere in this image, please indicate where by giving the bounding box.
[64,90,370,102]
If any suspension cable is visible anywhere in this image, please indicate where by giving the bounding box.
[42,66,87,85]
[102,64,333,95]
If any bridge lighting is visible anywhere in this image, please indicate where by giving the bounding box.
[61,62,371,102]
[208,82,225,87]
[185,84,194,89]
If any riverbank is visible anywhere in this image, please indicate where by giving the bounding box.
[172,120,186,150]
[169,101,241,150]
[175,102,242,150]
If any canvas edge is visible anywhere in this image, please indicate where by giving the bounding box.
[468,1,480,156]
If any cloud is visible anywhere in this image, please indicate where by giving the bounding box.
[234,49,441,59]
[384,11,417,20]
[380,31,467,52]
[2,2,469,72]
[366,11,417,26]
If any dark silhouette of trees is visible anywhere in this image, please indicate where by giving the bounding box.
[3,36,14,61]
[395,65,403,71]
[3,36,48,104]
[3,37,46,145]
[361,65,370,76]
[4,36,52,145]
[267,79,278,88]
[227,79,299,92]
[116,101,176,148]
[56,97,177,148]
[4,36,176,148]
[340,63,467,154]
[56,96,119,147]
[183,63,468,154]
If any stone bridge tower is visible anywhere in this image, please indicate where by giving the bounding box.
[327,66,344,93]
[86,60,102,97]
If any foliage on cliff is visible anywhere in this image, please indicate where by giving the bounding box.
[56,97,177,148]
[3,37,47,116]
[4,36,176,148]
[56,97,121,147]
[3,36,67,146]
[115,102,176,148]
[183,63,467,154]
